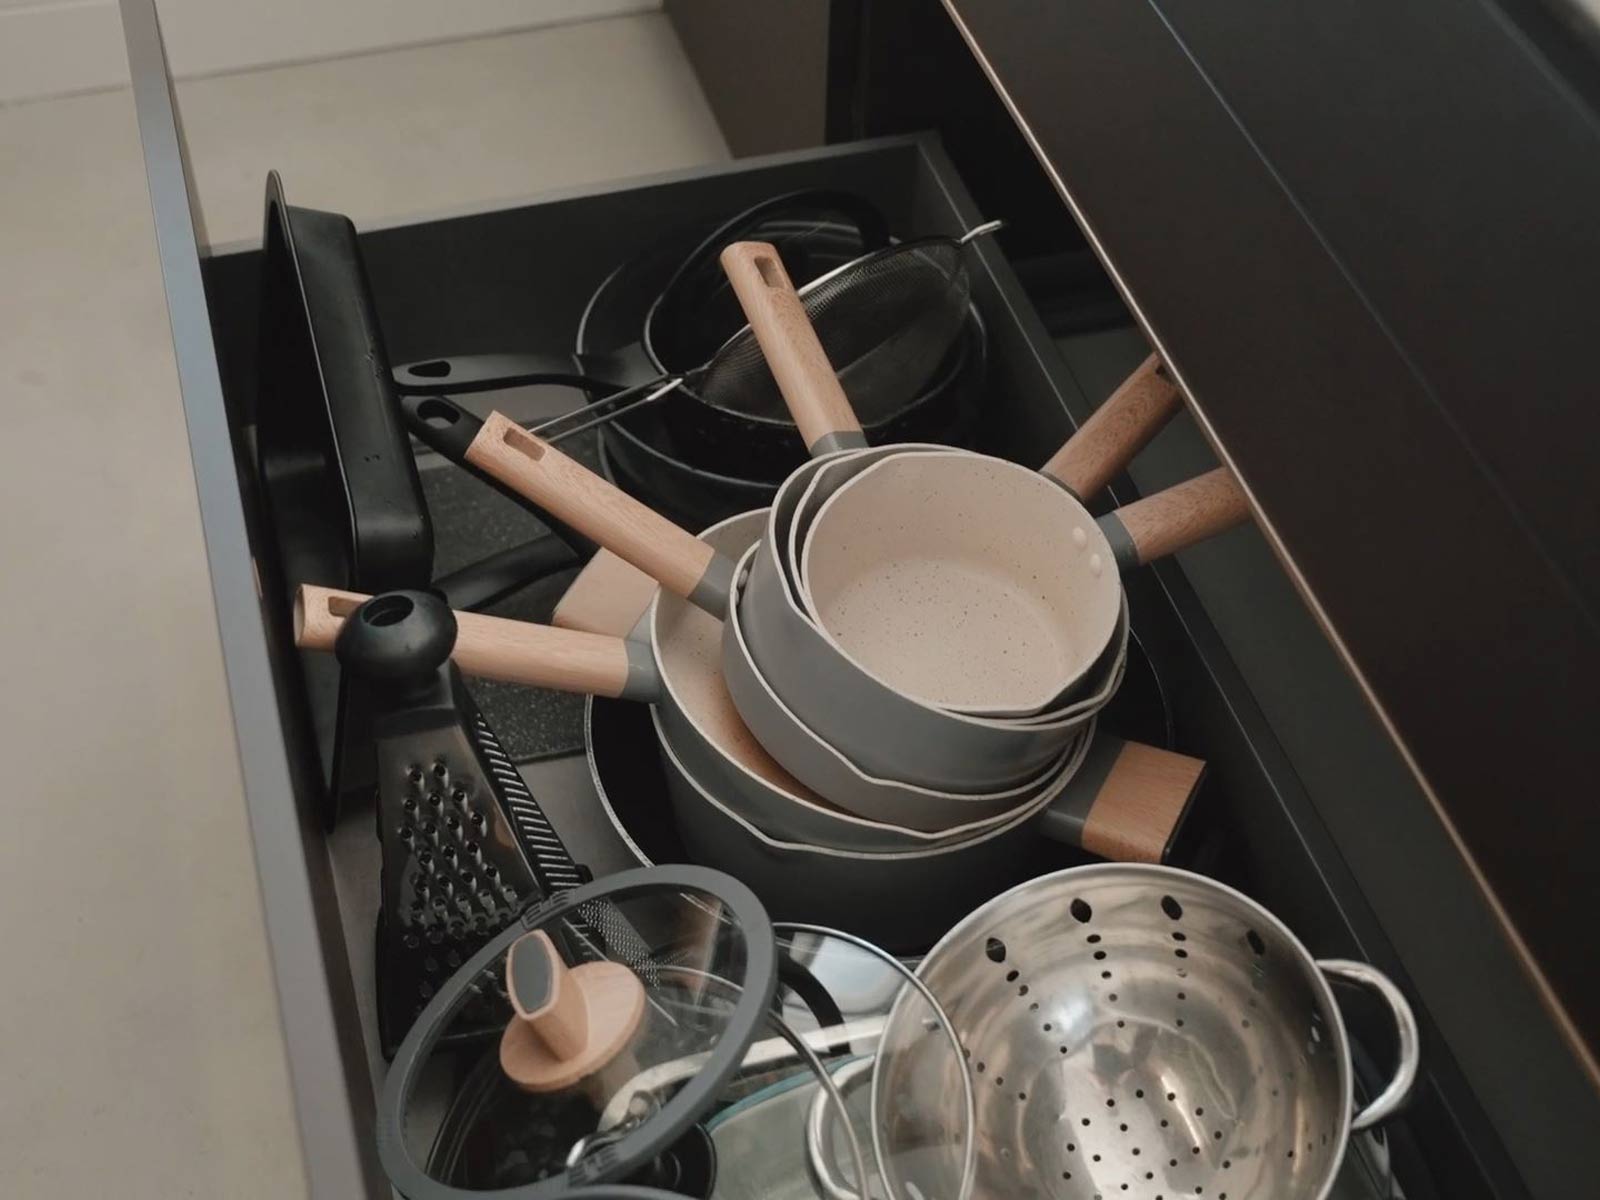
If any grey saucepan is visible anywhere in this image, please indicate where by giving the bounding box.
[719,239,1208,719]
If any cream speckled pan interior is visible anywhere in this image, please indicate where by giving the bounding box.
[801,451,1122,715]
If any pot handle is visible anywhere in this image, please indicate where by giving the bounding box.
[463,411,735,617]
[1040,354,1183,499]
[294,584,657,702]
[721,240,869,457]
[1097,466,1252,571]
[1316,959,1421,1131]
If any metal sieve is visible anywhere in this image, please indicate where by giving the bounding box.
[875,864,1419,1200]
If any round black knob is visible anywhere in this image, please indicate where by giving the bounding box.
[335,590,456,683]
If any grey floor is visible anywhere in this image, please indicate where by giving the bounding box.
[0,15,727,1197]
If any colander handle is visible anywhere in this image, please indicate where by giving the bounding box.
[1317,959,1421,1131]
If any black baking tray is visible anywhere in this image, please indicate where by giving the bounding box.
[126,7,1517,1197]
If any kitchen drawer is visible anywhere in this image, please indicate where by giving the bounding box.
[127,8,1507,1199]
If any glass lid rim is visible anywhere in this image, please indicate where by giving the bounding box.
[375,863,777,1200]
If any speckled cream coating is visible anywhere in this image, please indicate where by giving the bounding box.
[802,452,1122,713]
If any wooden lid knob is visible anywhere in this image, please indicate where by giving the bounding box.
[498,930,646,1093]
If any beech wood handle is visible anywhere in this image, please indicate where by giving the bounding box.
[1040,354,1182,498]
[1107,467,1251,567]
[463,411,728,613]
[720,241,865,453]
[551,548,659,637]
[1081,740,1207,864]
[294,584,636,698]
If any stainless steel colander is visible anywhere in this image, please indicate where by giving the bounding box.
[875,864,1418,1200]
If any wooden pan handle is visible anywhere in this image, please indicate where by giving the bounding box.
[720,241,867,455]
[1040,354,1182,498]
[1101,467,1252,568]
[463,412,732,616]
[294,584,641,698]
[1081,740,1207,863]
[551,548,659,637]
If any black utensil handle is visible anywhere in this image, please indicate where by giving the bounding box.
[400,392,598,559]
[393,353,620,396]
[433,534,580,612]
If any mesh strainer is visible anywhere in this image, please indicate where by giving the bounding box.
[875,865,1419,1200]
[527,221,1001,453]
[694,223,1000,428]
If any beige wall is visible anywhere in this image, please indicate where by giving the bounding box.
[0,0,660,104]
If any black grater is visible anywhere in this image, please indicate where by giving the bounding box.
[335,589,592,1056]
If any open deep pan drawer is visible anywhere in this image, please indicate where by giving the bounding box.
[125,9,1548,1200]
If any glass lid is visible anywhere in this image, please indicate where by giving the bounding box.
[376,865,778,1198]
[702,924,975,1200]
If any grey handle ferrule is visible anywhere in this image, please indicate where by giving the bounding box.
[687,552,737,619]
[619,638,661,704]
[808,430,870,456]
[1096,511,1142,573]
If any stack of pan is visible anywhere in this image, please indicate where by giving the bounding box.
[295,240,1247,944]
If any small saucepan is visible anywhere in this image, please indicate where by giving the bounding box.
[719,239,1250,721]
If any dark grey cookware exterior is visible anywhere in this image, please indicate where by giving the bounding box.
[653,716,1096,952]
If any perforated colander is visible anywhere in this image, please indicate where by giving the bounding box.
[874,865,1419,1200]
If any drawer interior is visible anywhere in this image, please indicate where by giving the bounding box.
[200,136,1492,1198]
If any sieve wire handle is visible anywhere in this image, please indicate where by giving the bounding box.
[1317,958,1421,1131]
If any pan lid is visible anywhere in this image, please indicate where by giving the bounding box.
[376,865,780,1198]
